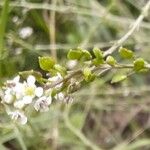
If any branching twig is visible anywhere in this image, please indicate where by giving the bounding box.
[45,63,150,90]
[104,0,150,56]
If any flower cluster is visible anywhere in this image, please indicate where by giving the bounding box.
[0,73,72,125]
[0,47,149,125]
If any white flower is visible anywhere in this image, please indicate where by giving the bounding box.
[27,75,36,86]
[14,96,33,109]
[48,73,63,89]
[13,82,25,99]
[5,75,24,100]
[35,87,43,97]
[55,92,65,101]
[22,96,33,104]
[19,27,33,39]
[5,75,20,88]
[13,75,20,83]
[67,60,77,69]
[3,93,14,104]
[2,88,14,104]
[23,75,43,102]
[3,75,43,107]
[14,100,25,109]
[8,111,27,125]
[34,96,52,112]
[2,76,21,104]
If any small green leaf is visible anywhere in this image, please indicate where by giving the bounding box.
[93,58,104,66]
[82,50,92,60]
[119,47,134,59]
[83,67,91,77]
[19,70,42,79]
[83,67,95,82]
[106,56,117,66]
[92,48,104,66]
[19,70,44,83]
[134,58,146,72]
[93,47,103,59]
[39,56,55,71]
[111,74,127,83]
[67,49,82,60]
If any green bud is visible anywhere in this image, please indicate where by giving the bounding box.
[134,58,146,72]
[82,50,92,60]
[119,47,134,59]
[39,57,55,71]
[92,48,104,66]
[93,47,103,59]
[83,67,95,82]
[67,49,82,60]
[106,56,116,66]
[93,58,104,66]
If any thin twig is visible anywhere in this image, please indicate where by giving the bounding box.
[45,63,150,90]
[104,0,150,56]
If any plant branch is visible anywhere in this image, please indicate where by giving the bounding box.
[103,0,150,56]
[45,63,150,90]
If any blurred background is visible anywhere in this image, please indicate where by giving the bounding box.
[0,0,150,150]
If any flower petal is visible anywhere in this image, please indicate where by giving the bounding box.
[35,87,43,97]
[27,75,36,85]
[22,96,33,104]
[14,100,25,109]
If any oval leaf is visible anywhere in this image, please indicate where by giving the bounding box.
[39,56,55,71]
[111,74,127,83]
[93,47,103,59]
[119,47,133,59]
[67,49,82,60]
[82,50,92,60]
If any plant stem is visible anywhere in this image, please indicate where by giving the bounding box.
[0,0,9,59]
[45,63,150,90]
[14,125,27,150]
[64,105,103,150]
[104,0,150,56]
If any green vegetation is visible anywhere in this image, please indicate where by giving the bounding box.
[0,0,150,150]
